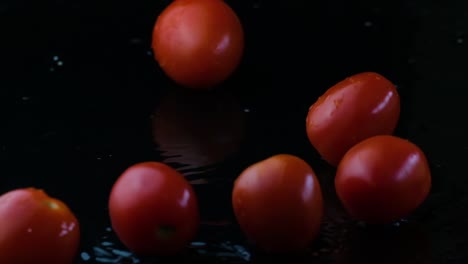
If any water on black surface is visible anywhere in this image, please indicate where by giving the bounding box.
[1,0,468,263]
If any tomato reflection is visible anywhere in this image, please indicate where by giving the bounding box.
[152,88,246,176]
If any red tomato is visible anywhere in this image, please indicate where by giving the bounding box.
[335,135,431,224]
[152,0,244,89]
[109,162,199,256]
[0,188,80,264]
[306,72,400,166]
[232,154,323,252]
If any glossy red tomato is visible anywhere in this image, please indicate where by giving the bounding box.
[232,154,323,252]
[0,188,80,264]
[152,0,244,89]
[335,135,431,224]
[306,72,400,166]
[109,162,199,256]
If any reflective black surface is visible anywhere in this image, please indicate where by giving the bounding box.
[1,0,468,263]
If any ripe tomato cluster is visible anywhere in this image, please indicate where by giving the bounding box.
[305,72,431,225]
[229,70,431,251]
[105,71,431,256]
[1,0,432,262]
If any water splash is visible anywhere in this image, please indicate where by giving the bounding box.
[77,225,252,263]
[50,55,64,72]
[81,252,91,261]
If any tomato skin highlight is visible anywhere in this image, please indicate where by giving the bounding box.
[109,162,199,256]
[306,72,400,166]
[335,135,431,224]
[232,154,323,253]
[0,188,80,264]
[152,0,244,89]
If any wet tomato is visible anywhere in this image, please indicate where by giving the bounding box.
[152,0,244,89]
[0,188,80,264]
[306,72,400,166]
[335,135,431,224]
[232,154,323,252]
[109,162,199,256]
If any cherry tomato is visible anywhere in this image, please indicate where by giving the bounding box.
[232,154,323,252]
[335,135,431,224]
[109,162,199,256]
[152,0,244,89]
[306,72,400,166]
[0,188,80,264]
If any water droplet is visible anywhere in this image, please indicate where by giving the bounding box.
[243,108,251,113]
[96,156,102,160]
[81,252,91,261]
[146,50,152,56]
[105,227,112,232]
[111,249,132,257]
[53,56,59,61]
[233,245,251,261]
[190,241,207,247]
[215,252,237,257]
[333,98,343,107]
[456,37,464,44]
[101,241,113,247]
[21,96,30,101]
[93,246,113,257]
[59,222,76,237]
[95,257,117,263]
[57,61,64,66]
[364,21,373,27]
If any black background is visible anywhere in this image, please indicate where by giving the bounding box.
[1,0,467,263]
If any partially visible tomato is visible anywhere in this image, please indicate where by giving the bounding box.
[152,0,244,89]
[335,135,431,224]
[109,162,199,256]
[306,72,400,166]
[232,154,323,253]
[0,188,80,264]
